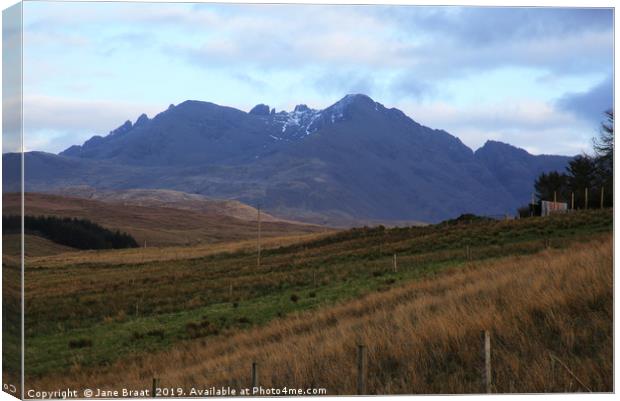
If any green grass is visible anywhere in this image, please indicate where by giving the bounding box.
[21,209,613,378]
[25,257,458,376]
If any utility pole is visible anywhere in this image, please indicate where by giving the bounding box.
[257,204,262,268]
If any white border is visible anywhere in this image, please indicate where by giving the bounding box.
[0,2,616,401]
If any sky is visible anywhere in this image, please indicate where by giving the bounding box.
[15,2,614,155]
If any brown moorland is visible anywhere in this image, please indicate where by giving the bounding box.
[23,231,332,268]
[3,234,75,257]
[3,192,327,248]
[50,187,285,223]
[28,235,612,394]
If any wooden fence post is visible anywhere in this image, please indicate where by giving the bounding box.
[571,192,574,210]
[229,283,233,300]
[466,245,471,261]
[313,270,317,287]
[600,187,604,209]
[585,187,588,210]
[356,344,366,395]
[251,361,259,389]
[393,254,398,273]
[481,331,492,393]
[152,377,160,397]
[257,206,262,268]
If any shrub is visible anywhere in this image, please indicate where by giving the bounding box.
[147,329,165,339]
[290,294,300,303]
[131,332,145,341]
[68,338,93,349]
[185,320,219,339]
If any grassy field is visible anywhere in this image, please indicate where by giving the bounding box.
[17,208,612,394]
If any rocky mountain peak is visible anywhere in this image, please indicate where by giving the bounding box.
[249,104,271,116]
[135,113,150,127]
[110,120,133,136]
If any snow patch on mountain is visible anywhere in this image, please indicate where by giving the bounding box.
[256,95,386,142]
[268,105,326,140]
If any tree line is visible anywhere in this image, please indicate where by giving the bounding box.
[3,215,139,250]
[528,110,613,213]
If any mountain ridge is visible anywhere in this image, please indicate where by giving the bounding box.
[5,94,573,223]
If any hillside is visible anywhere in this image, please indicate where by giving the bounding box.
[32,237,612,394]
[475,140,573,202]
[3,94,572,223]
[3,234,76,257]
[49,187,283,222]
[20,209,612,392]
[2,193,325,248]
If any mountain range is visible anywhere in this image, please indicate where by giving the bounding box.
[3,94,572,224]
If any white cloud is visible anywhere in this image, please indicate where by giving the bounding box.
[22,95,163,153]
[17,3,613,156]
[401,99,593,156]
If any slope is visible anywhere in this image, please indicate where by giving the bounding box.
[3,192,325,247]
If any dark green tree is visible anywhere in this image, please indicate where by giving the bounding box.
[593,109,613,171]
[593,110,613,207]
[566,154,598,208]
[531,109,613,212]
[534,171,569,203]
[2,215,138,250]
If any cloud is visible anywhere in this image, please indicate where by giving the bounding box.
[22,95,163,153]
[556,75,613,124]
[402,99,592,156]
[25,4,614,82]
[390,74,435,100]
[398,28,613,81]
[19,3,614,156]
[313,71,377,98]
[232,73,269,91]
[385,7,613,45]
[163,5,613,91]
[170,7,410,71]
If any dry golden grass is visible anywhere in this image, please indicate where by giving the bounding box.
[28,236,612,394]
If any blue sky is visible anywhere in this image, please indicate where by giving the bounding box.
[20,2,613,155]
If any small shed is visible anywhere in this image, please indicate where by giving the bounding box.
[540,200,568,216]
